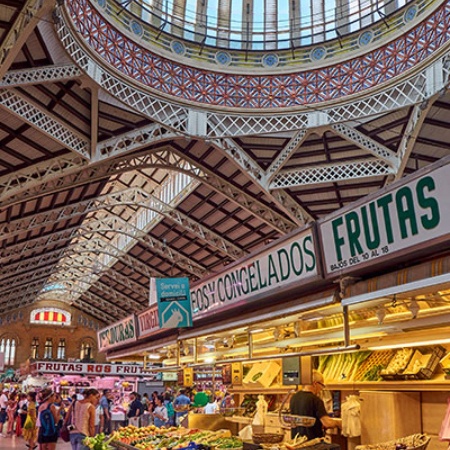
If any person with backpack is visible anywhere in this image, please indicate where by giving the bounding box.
[163,392,175,426]
[66,388,100,450]
[36,389,59,450]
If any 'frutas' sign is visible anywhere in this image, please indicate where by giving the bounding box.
[320,160,449,275]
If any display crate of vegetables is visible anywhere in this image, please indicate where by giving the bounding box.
[318,351,371,382]
[397,346,445,380]
[379,348,414,380]
[111,425,240,450]
[354,350,395,381]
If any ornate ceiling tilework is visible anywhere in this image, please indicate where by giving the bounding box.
[67,0,450,109]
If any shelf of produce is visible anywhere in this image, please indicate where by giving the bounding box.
[327,376,450,392]
[229,387,291,394]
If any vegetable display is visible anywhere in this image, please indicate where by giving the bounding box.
[111,425,240,450]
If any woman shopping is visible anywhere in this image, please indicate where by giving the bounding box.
[22,391,38,450]
[66,388,100,450]
[36,389,59,450]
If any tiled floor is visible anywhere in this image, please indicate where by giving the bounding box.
[0,435,72,449]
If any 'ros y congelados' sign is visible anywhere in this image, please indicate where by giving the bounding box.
[320,160,450,275]
[98,314,137,351]
[191,229,317,318]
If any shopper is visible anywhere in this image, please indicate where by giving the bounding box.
[163,392,175,426]
[16,392,28,437]
[99,390,111,435]
[36,389,59,450]
[127,392,143,427]
[289,370,342,440]
[6,391,18,436]
[152,395,169,428]
[141,393,150,411]
[23,391,38,450]
[173,389,191,425]
[68,388,100,450]
[203,395,219,414]
[192,387,209,408]
[0,388,8,437]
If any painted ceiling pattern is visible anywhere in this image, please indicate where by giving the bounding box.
[67,0,450,109]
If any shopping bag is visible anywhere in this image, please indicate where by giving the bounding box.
[129,416,140,427]
[23,415,34,431]
[59,424,70,442]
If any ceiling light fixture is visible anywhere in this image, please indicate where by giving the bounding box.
[376,307,386,325]
[368,337,450,350]
[408,300,420,319]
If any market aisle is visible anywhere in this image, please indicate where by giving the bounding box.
[0,435,72,449]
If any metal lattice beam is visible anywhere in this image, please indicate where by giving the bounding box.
[392,99,436,182]
[331,123,399,168]
[55,260,149,299]
[214,136,311,225]
[0,148,296,233]
[76,216,209,278]
[0,185,244,260]
[0,0,55,79]
[266,130,309,179]
[95,123,182,160]
[0,65,82,88]
[270,159,395,189]
[0,154,87,206]
[0,89,90,159]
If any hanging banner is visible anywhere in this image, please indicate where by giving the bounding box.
[319,158,450,276]
[31,361,146,376]
[156,277,193,328]
[190,228,318,319]
[97,315,137,351]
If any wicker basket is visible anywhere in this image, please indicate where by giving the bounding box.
[355,433,430,450]
[252,433,285,444]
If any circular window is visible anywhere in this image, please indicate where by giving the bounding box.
[215,51,232,66]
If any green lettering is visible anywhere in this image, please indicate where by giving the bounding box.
[303,236,316,271]
[290,242,304,276]
[396,186,418,238]
[345,212,363,256]
[277,248,291,280]
[248,264,258,292]
[239,268,250,294]
[377,194,394,244]
[267,254,280,285]
[417,176,440,229]
[361,202,380,250]
[255,260,267,289]
[332,217,345,261]
[217,278,226,302]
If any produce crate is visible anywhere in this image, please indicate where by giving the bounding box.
[379,348,414,380]
[398,346,446,380]
[440,351,450,375]
[354,350,395,381]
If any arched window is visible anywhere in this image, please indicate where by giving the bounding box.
[0,337,17,366]
[80,340,94,361]
[44,338,53,359]
[31,337,39,359]
[57,338,66,360]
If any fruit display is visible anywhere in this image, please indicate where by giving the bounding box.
[83,433,115,450]
[111,425,240,450]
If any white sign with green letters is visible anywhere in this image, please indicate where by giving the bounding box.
[320,161,450,275]
[191,229,318,318]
